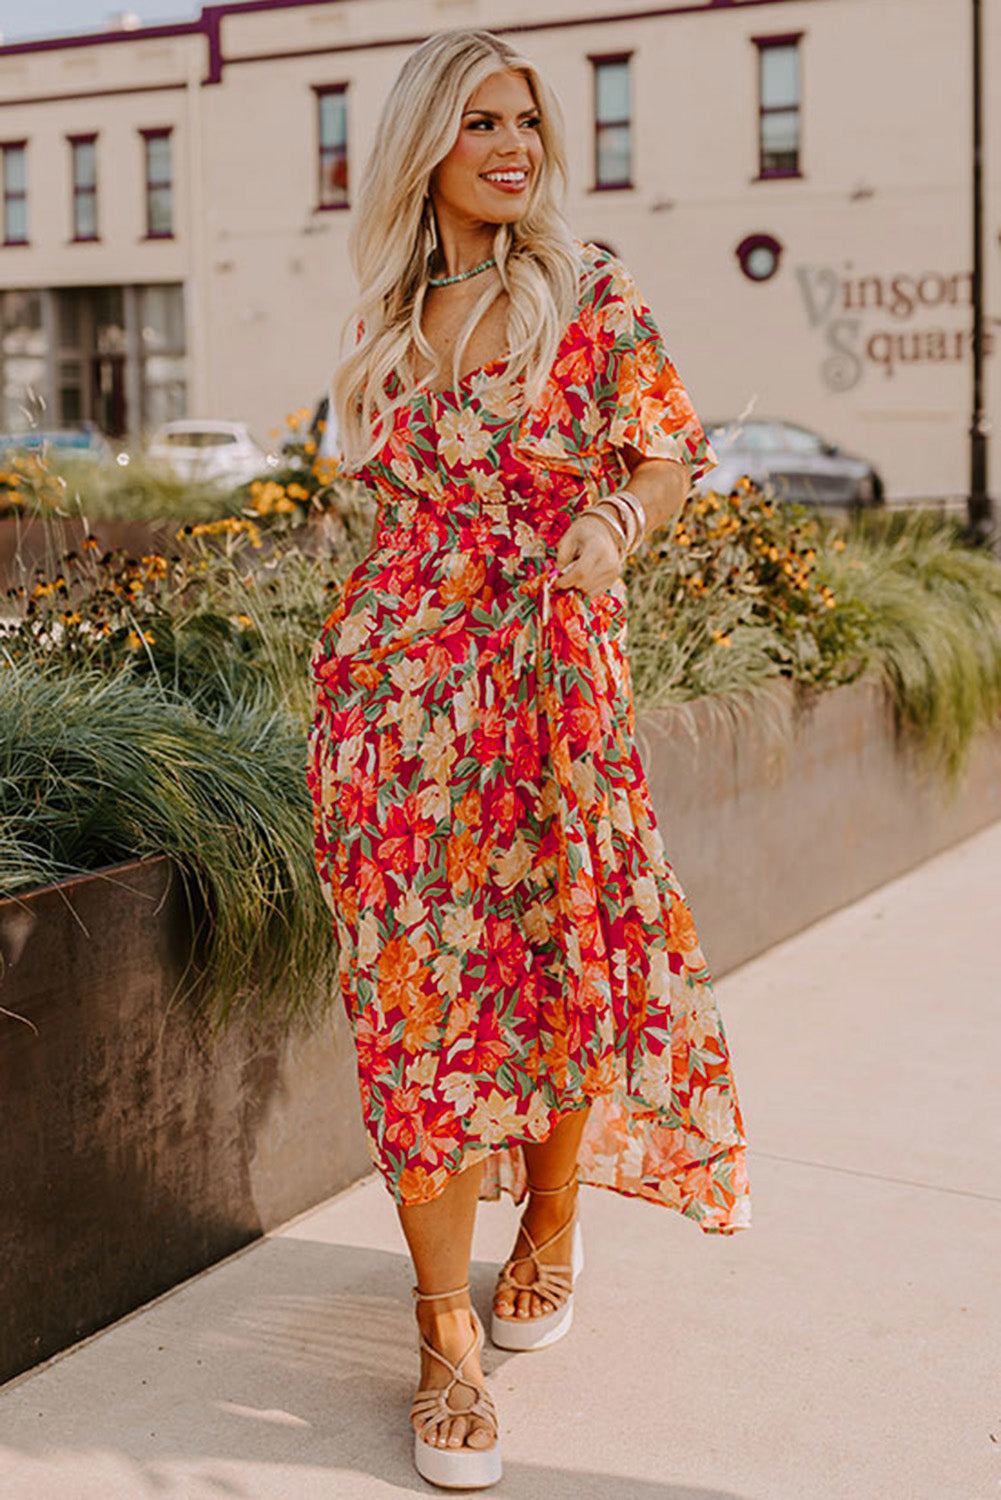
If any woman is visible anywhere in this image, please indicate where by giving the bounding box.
[307,27,750,1490]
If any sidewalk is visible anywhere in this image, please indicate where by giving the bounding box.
[1,822,999,1500]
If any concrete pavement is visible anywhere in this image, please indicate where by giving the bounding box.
[1,821,999,1500]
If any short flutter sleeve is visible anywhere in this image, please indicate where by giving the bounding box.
[589,249,717,487]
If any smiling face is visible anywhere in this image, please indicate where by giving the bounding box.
[429,69,544,232]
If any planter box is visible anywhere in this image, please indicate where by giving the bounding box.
[0,858,370,1388]
[0,514,182,592]
[1,675,999,1387]
[638,676,1001,975]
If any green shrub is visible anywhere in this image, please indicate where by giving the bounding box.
[0,661,338,1029]
[624,478,872,706]
[819,510,1001,780]
[2,478,999,1027]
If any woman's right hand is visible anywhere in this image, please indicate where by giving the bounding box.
[550,509,625,598]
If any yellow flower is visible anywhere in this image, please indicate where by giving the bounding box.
[436,407,492,468]
[467,1088,521,1147]
[234,613,253,629]
[711,629,732,648]
[832,537,846,552]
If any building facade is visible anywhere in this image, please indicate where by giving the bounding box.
[1,0,998,501]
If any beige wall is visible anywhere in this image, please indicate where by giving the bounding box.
[1,0,998,499]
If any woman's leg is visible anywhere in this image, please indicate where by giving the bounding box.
[493,1103,591,1321]
[398,1157,494,1452]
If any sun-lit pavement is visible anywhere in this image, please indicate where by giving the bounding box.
[1,821,999,1500]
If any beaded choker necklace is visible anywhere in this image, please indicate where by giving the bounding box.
[428,256,497,289]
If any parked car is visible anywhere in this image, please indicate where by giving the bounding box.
[147,420,276,487]
[0,423,114,464]
[697,419,884,510]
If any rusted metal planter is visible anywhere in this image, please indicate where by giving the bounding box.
[0,858,369,1388]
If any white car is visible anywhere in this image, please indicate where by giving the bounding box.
[147,420,275,487]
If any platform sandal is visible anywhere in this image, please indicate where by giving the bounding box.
[410,1282,503,1490]
[490,1175,585,1352]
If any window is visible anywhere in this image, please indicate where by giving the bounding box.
[2,143,27,245]
[69,134,99,241]
[591,54,632,190]
[141,128,173,239]
[315,86,348,208]
[754,35,802,179]
[140,283,187,427]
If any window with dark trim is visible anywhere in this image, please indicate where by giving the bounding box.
[141,127,173,239]
[1,142,28,245]
[591,54,632,190]
[315,85,348,209]
[69,133,99,241]
[754,34,802,179]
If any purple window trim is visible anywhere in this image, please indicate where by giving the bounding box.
[1,139,28,246]
[754,33,802,181]
[750,29,804,46]
[140,126,174,240]
[69,132,99,242]
[314,83,349,210]
[591,52,632,193]
[753,165,803,183]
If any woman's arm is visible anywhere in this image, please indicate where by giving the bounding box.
[552,451,691,597]
[619,449,691,541]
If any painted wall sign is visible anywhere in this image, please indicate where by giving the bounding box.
[795,264,999,390]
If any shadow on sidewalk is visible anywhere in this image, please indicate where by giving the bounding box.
[0,1237,749,1498]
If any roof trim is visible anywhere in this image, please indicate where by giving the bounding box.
[0,0,822,90]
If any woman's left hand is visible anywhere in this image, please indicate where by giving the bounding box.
[551,510,624,598]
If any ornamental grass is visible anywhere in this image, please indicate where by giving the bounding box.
[0,662,338,1029]
[816,509,1001,781]
[2,461,999,1024]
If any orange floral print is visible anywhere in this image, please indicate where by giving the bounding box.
[307,242,750,1234]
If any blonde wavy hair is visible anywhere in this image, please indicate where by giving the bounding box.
[332,28,581,469]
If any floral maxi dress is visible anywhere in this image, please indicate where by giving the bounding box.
[307,244,750,1234]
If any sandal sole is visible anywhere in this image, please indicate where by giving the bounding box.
[414,1432,503,1489]
[490,1223,585,1352]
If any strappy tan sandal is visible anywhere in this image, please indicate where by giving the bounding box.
[410,1282,503,1490]
[490,1176,585,1352]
